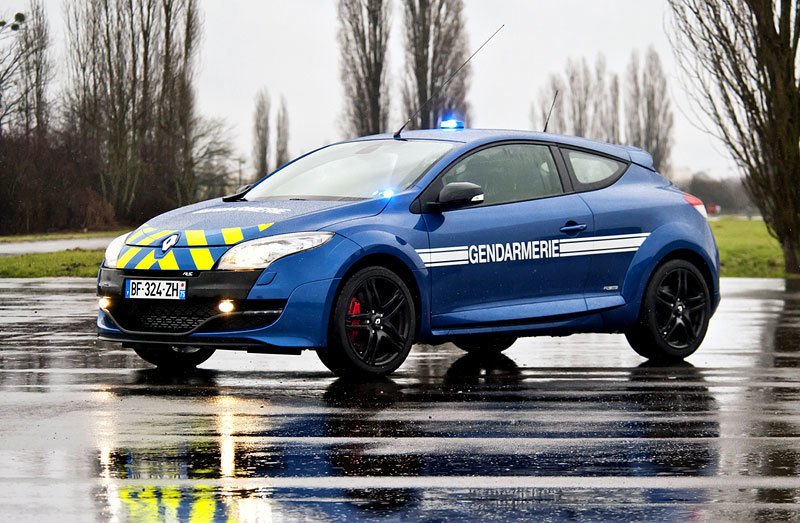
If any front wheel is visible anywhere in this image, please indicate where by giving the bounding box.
[626,259,710,361]
[133,345,216,370]
[318,266,416,377]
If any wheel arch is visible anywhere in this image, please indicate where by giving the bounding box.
[606,224,719,330]
[330,251,429,340]
[653,248,716,298]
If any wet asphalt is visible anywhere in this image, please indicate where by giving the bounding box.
[0,277,798,521]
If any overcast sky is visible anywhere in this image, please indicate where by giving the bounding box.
[9,0,738,179]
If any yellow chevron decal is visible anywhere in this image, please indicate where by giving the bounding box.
[126,226,155,243]
[221,227,244,244]
[190,248,215,270]
[258,223,273,232]
[117,247,141,268]
[157,251,179,270]
[137,229,176,246]
[184,229,207,246]
[134,250,158,269]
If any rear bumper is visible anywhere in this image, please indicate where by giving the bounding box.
[97,267,340,350]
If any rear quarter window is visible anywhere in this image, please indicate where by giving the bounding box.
[563,149,627,191]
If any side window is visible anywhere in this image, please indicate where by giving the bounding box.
[564,149,627,189]
[441,144,563,206]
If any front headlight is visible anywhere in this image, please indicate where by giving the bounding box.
[216,232,334,270]
[103,233,130,268]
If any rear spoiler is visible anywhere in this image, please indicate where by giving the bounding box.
[621,145,656,172]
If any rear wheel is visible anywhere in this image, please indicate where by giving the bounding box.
[318,266,416,377]
[626,259,710,361]
[453,336,517,354]
[133,345,215,370]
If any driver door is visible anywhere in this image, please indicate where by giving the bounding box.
[420,143,594,327]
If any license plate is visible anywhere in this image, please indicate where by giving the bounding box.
[125,279,186,300]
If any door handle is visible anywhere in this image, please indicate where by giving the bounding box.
[560,222,587,234]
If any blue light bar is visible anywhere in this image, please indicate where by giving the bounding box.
[439,119,464,130]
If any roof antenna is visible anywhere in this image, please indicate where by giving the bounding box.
[542,89,559,133]
[393,24,504,140]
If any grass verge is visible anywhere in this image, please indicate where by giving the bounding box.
[0,249,103,278]
[0,229,128,243]
[709,218,784,278]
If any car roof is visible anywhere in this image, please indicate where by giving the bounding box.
[355,128,656,171]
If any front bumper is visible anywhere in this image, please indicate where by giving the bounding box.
[97,267,340,350]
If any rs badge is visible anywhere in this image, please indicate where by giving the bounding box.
[161,233,180,252]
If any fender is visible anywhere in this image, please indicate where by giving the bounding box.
[603,220,719,329]
[334,228,434,340]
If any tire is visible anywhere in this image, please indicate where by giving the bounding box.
[626,259,711,361]
[452,336,517,354]
[133,345,215,370]
[319,266,417,377]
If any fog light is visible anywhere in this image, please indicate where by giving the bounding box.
[98,297,111,310]
[218,299,235,313]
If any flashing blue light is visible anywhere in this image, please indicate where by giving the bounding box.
[376,189,395,198]
[439,119,464,130]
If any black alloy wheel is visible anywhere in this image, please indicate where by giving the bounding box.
[653,267,708,349]
[626,259,711,361]
[319,267,416,377]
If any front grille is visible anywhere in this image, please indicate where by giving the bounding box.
[106,299,285,334]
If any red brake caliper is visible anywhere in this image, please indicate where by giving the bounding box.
[347,298,362,342]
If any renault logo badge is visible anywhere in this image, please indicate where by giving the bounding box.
[161,233,180,252]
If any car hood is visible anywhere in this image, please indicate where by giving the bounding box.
[125,198,386,248]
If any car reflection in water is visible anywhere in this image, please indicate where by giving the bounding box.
[93,352,721,521]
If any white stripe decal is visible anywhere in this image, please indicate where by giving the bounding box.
[560,232,649,244]
[559,247,640,257]
[416,246,469,254]
[426,260,471,267]
[559,237,647,254]
[415,232,649,268]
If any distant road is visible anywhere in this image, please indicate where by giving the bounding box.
[0,237,114,255]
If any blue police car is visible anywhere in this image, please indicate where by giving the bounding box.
[97,124,720,376]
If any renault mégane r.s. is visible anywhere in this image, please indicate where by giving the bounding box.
[97,127,720,376]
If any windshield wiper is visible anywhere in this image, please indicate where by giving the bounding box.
[222,184,252,202]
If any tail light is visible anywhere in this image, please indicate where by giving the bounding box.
[683,193,708,219]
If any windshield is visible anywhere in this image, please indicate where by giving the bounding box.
[244,140,456,201]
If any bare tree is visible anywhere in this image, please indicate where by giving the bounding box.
[252,87,271,178]
[64,0,205,217]
[401,0,470,129]
[531,74,566,133]
[669,0,800,274]
[625,47,673,173]
[564,57,594,136]
[0,11,26,134]
[274,96,290,169]
[17,0,49,137]
[193,116,235,199]
[338,0,391,136]
[591,56,622,143]
[532,55,620,142]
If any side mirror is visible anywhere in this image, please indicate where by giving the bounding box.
[428,182,484,212]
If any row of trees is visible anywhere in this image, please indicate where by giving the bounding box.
[337,0,471,137]
[0,0,239,234]
[532,49,674,173]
